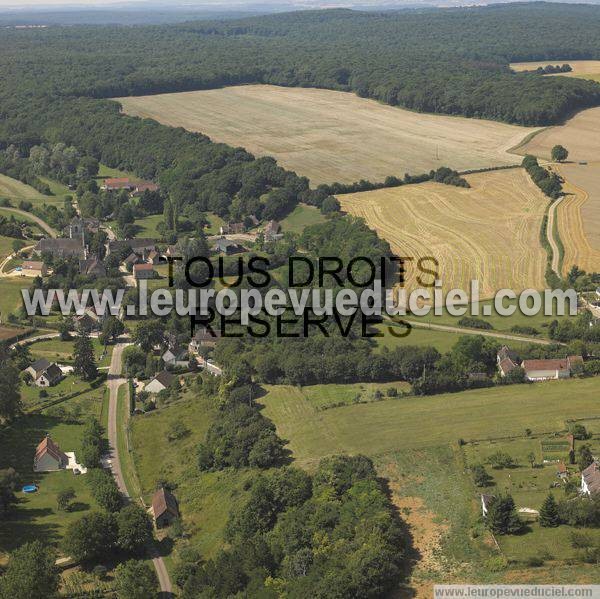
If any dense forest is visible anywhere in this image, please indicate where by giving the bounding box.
[2,4,600,222]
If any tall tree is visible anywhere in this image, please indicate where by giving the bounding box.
[115,560,158,599]
[578,445,594,471]
[539,493,560,527]
[73,330,97,381]
[486,494,522,535]
[0,348,22,421]
[551,144,569,162]
[0,541,59,599]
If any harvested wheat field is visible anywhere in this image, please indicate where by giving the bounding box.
[554,163,600,274]
[117,85,536,185]
[338,169,549,297]
[510,60,600,82]
[516,106,600,162]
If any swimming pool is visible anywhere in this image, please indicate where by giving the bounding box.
[22,484,38,493]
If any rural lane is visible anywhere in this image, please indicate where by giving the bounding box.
[547,196,563,275]
[9,331,59,349]
[106,341,173,597]
[396,318,561,346]
[1,206,58,238]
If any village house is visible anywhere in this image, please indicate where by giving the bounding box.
[162,346,189,368]
[74,309,102,332]
[581,461,600,496]
[145,371,175,394]
[34,435,68,472]
[497,346,583,381]
[79,256,106,277]
[164,245,179,259]
[146,249,160,265]
[212,238,245,256]
[20,260,47,278]
[264,219,282,242]
[151,488,179,528]
[35,237,86,260]
[189,326,222,353]
[556,462,569,480]
[133,263,157,280]
[24,359,63,387]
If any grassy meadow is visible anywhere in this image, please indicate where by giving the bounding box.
[280,204,326,234]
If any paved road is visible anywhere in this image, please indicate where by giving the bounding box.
[394,318,561,346]
[1,206,58,238]
[106,342,173,597]
[9,331,59,349]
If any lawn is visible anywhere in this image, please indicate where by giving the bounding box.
[36,176,70,207]
[205,212,225,235]
[0,399,103,556]
[97,163,139,181]
[0,234,14,260]
[259,378,600,469]
[131,213,163,239]
[29,337,113,368]
[20,375,92,411]
[280,203,326,234]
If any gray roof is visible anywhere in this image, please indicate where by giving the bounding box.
[154,371,175,388]
[36,238,85,258]
[27,358,50,375]
[42,363,63,382]
[583,462,600,495]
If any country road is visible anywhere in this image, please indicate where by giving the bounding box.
[106,342,173,596]
[0,244,34,277]
[1,206,58,238]
[547,196,563,275]
[396,318,561,346]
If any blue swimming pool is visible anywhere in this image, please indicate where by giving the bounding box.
[22,484,38,493]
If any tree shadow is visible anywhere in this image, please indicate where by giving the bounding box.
[377,475,419,598]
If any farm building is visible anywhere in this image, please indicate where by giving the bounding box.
[581,461,600,496]
[24,358,51,380]
[34,435,68,472]
[20,260,47,278]
[145,371,175,394]
[521,356,583,381]
[556,462,569,480]
[219,222,245,235]
[133,263,157,280]
[263,219,282,242]
[101,177,135,191]
[145,250,160,265]
[132,182,159,196]
[151,488,179,528]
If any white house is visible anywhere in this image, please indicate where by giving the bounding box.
[24,359,63,387]
[581,461,600,496]
[145,371,175,394]
[521,356,583,381]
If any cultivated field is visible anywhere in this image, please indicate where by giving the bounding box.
[339,169,549,297]
[117,85,537,185]
[516,106,600,162]
[511,60,600,82]
[554,163,600,273]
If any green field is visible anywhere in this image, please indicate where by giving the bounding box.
[205,212,225,235]
[0,278,26,318]
[0,174,47,204]
[0,235,15,260]
[260,378,600,468]
[132,213,163,239]
[414,295,576,339]
[280,203,326,234]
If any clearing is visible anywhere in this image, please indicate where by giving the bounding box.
[510,60,600,82]
[117,85,536,185]
[338,169,549,297]
[553,163,600,274]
